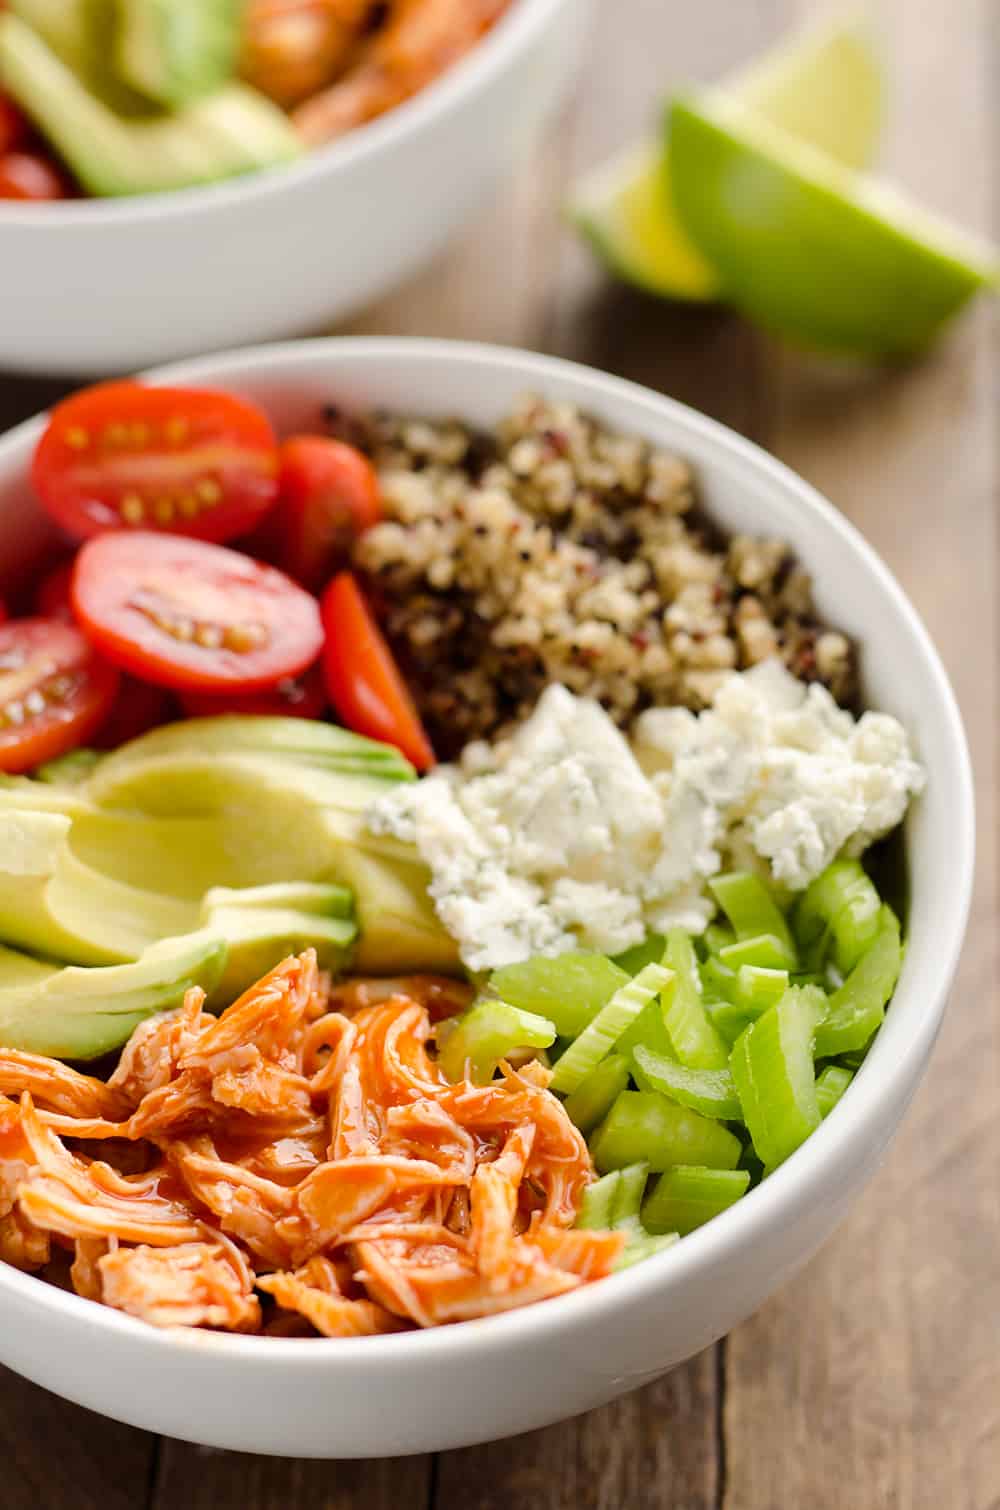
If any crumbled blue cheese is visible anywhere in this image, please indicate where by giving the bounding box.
[368,667,924,971]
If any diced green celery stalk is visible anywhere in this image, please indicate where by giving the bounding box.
[575,1171,622,1229]
[616,972,676,1060]
[612,934,666,975]
[813,906,901,1058]
[632,1044,742,1120]
[563,1052,631,1134]
[437,1000,555,1085]
[611,1162,650,1229]
[710,872,797,961]
[704,922,736,956]
[720,933,797,971]
[615,1230,680,1269]
[550,962,672,1094]
[700,955,739,1002]
[735,964,789,1011]
[794,859,881,974]
[816,1064,854,1118]
[664,929,730,1068]
[730,986,824,1168]
[792,972,827,988]
[642,1165,751,1235]
[590,1089,742,1173]
[489,952,629,1037]
[707,998,763,1047]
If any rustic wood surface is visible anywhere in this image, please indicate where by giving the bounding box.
[1,0,997,1505]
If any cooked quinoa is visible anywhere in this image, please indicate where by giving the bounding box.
[334,396,856,756]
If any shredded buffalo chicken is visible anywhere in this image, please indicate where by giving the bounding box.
[0,953,622,1335]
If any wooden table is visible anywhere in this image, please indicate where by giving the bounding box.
[2,0,997,1504]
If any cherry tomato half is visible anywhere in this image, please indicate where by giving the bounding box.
[93,676,175,749]
[35,561,75,621]
[0,98,29,156]
[0,618,119,773]
[32,383,280,544]
[180,661,327,721]
[72,532,324,694]
[0,150,70,201]
[321,571,434,771]
[249,436,381,591]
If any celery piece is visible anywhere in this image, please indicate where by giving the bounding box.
[563,1051,631,1134]
[616,974,676,1061]
[575,1171,621,1229]
[632,1044,742,1120]
[489,952,629,1038]
[664,929,730,1069]
[719,932,797,971]
[612,934,666,976]
[794,858,881,975]
[550,962,671,1094]
[437,1000,555,1085]
[730,986,824,1169]
[704,922,737,956]
[612,1162,650,1229]
[615,1230,680,1269]
[642,1164,751,1235]
[700,954,739,1003]
[816,1064,854,1118]
[710,871,797,961]
[735,964,789,1011]
[813,905,901,1058]
[590,1089,742,1174]
[707,998,763,1047]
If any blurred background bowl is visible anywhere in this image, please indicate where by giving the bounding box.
[0,0,591,377]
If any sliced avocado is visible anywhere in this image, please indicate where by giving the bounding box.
[9,0,148,114]
[333,845,460,976]
[35,748,102,787]
[116,0,243,108]
[0,928,227,1059]
[201,903,356,1007]
[0,14,302,197]
[202,881,354,919]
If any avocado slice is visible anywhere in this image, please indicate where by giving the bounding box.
[202,881,355,918]
[201,903,357,1007]
[115,0,243,108]
[34,748,102,788]
[0,13,302,197]
[9,0,147,114]
[0,928,227,1059]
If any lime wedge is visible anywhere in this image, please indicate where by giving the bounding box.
[668,91,999,354]
[570,11,884,302]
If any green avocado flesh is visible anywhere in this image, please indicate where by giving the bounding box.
[0,718,457,1057]
[0,11,301,197]
[116,0,243,108]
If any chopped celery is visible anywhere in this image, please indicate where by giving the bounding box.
[616,974,676,1060]
[489,952,629,1038]
[735,964,789,1011]
[664,929,730,1069]
[813,905,901,1057]
[719,932,797,971]
[437,1000,555,1085]
[730,986,824,1169]
[707,998,763,1047]
[710,872,797,962]
[704,922,736,956]
[816,1064,854,1118]
[632,1044,742,1120]
[612,934,666,975]
[642,1164,751,1235]
[590,1089,742,1173]
[615,1231,679,1269]
[794,858,881,974]
[563,1052,631,1134]
[612,1162,650,1229]
[575,1171,621,1229]
[700,954,739,1002]
[550,962,671,1094]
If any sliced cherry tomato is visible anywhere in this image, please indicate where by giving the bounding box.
[93,675,175,749]
[0,599,7,627]
[35,561,75,621]
[180,661,327,720]
[249,436,381,591]
[32,383,279,544]
[0,150,70,201]
[0,618,119,773]
[0,98,29,156]
[321,571,434,771]
[72,532,324,694]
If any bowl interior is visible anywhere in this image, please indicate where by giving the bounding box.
[0,337,974,1365]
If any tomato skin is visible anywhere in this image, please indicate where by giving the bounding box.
[32,383,280,544]
[0,599,7,627]
[72,532,324,694]
[35,561,75,621]
[321,572,434,771]
[0,617,119,774]
[180,662,326,721]
[249,436,381,591]
[0,98,29,155]
[0,150,69,200]
[93,676,175,749]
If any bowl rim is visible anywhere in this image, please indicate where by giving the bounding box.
[0,0,564,228]
[0,336,975,1370]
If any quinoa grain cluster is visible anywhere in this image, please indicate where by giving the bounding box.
[343,396,855,755]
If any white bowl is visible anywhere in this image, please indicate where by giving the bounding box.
[0,0,589,377]
[0,339,974,1456]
